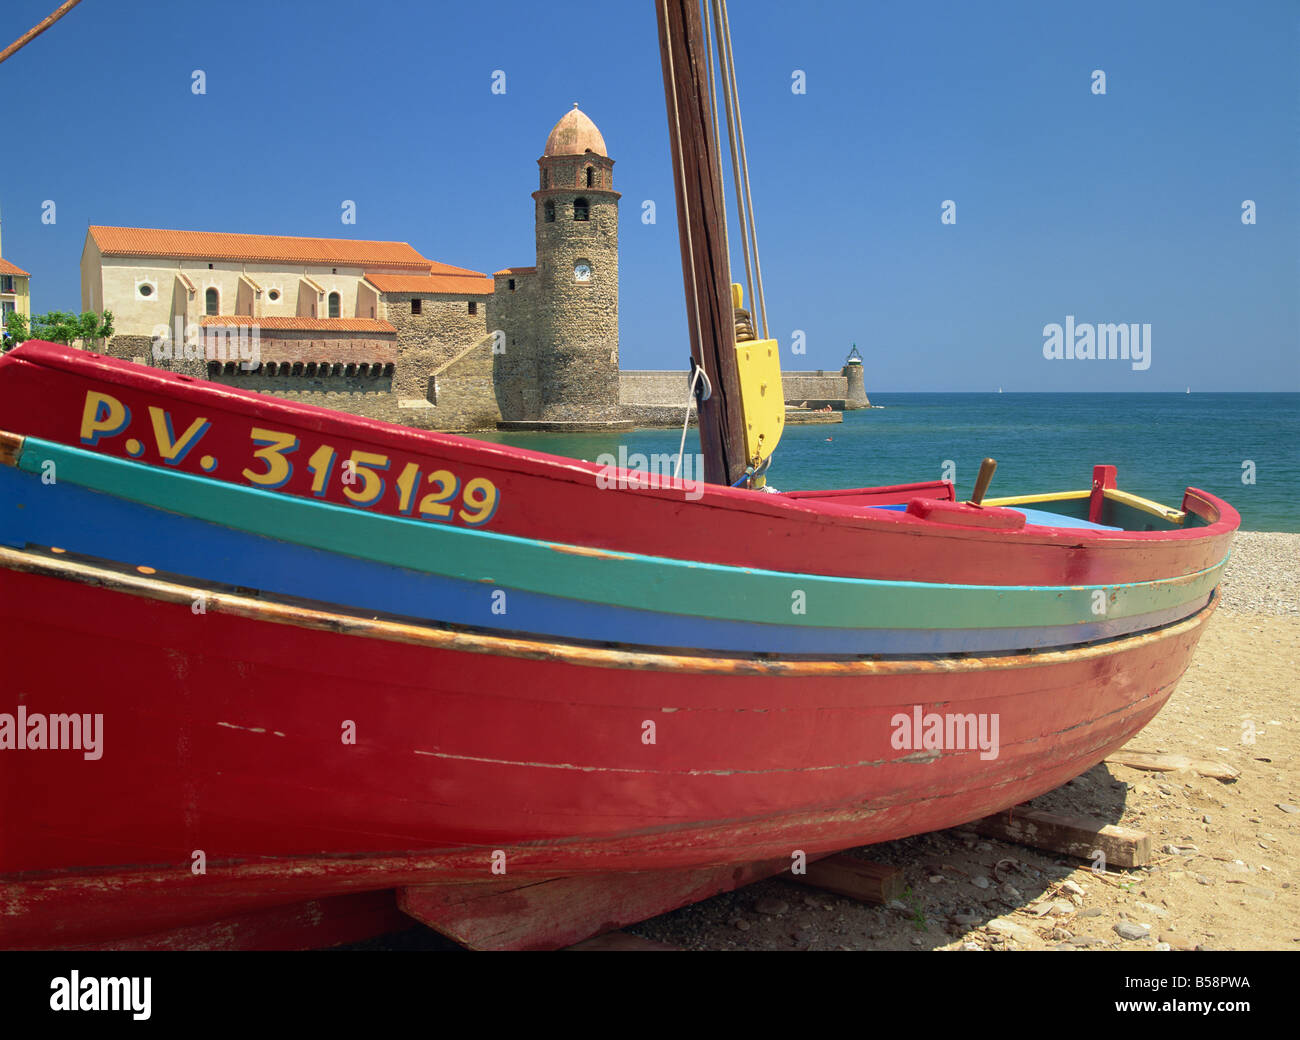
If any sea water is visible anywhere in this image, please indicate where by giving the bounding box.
[477,393,1300,533]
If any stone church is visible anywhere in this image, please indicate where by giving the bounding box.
[84,104,860,429]
[84,105,627,431]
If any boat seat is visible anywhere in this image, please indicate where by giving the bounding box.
[869,502,1121,531]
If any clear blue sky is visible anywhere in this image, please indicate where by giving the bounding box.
[2,0,1295,390]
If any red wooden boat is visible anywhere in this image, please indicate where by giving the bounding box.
[0,1,1237,950]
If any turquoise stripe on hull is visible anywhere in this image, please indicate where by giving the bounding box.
[0,465,1210,654]
[15,437,1225,632]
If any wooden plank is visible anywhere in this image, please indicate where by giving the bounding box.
[1089,464,1117,524]
[973,806,1151,869]
[398,856,792,951]
[785,854,905,905]
[656,0,748,486]
[1105,750,1240,782]
[0,429,22,468]
[565,932,680,951]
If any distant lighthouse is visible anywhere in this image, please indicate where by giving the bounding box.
[842,344,870,409]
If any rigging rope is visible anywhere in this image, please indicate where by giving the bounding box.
[712,0,770,340]
[674,363,712,479]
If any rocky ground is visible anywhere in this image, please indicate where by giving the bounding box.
[353,532,1298,952]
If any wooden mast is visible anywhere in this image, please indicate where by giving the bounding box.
[656,0,748,487]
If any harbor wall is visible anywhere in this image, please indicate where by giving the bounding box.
[619,369,850,425]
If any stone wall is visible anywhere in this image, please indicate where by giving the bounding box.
[782,371,850,408]
[206,370,392,396]
[101,334,154,365]
[382,292,488,400]
[620,370,849,421]
[621,403,697,428]
[619,370,694,407]
[488,273,542,420]
[427,333,502,431]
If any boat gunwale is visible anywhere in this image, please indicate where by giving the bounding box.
[0,344,1242,549]
[0,543,1218,677]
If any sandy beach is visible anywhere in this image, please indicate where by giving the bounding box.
[625,531,1300,951]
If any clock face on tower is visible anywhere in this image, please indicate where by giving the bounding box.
[574,262,592,283]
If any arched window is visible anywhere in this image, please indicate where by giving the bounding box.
[573,197,589,221]
[544,200,555,223]
[205,287,219,315]
[585,166,594,188]
[328,292,341,319]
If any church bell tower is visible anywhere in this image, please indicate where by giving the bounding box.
[531,104,621,422]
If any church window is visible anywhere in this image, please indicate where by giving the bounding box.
[468,301,478,315]
[268,289,280,302]
[574,197,589,221]
[544,200,555,223]
[328,292,341,318]
[586,166,594,188]
[205,287,219,315]
[411,298,422,315]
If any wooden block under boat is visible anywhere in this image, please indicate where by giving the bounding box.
[972,806,1152,869]
[784,854,906,905]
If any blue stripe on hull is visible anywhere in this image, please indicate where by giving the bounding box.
[0,466,1205,655]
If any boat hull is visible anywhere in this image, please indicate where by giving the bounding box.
[0,343,1238,586]
[0,549,1212,949]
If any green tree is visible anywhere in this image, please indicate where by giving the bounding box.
[2,309,114,352]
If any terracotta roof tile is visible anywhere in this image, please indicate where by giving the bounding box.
[199,315,396,333]
[427,260,488,277]
[89,226,433,270]
[365,271,493,296]
[494,266,536,276]
[0,258,30,277]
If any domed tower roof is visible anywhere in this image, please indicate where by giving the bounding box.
[544,104,608,157]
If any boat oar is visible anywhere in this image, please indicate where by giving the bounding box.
[968,458,997,506]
